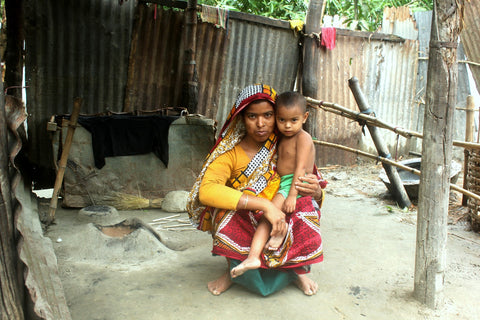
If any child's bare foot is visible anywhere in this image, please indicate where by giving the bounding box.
[207,272,233,295]
[230,257,261,278]
[265,223,288,250]
[294,274,318,296]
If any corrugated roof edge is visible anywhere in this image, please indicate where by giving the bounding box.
[140,0,406,40]
[140,0,290,29]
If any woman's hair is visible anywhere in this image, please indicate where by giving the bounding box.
[276,91,306,113]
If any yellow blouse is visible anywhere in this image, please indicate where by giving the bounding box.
[198,144,249,210]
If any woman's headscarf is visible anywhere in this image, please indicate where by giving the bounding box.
[187,84,278,228]
[212,84,277,152]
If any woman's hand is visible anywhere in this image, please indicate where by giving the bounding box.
[262,201,287,237]
[295,173,322,200]
[237,194,286,236]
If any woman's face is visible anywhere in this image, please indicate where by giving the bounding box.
[242,100,275,144]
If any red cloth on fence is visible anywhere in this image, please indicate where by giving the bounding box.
[321,27,336,50]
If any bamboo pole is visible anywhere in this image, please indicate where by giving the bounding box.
[463,96,476,205]
[305,97,480,150]
[348,77,411,209]
[314,140,480,202]
[48,98,82,223]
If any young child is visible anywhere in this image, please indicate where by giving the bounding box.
[231,91,315,278]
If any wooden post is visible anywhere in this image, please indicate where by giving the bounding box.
[414,0,464,309]
[303,0,325,95]
[348,77,411,209]
[48,98,82,224]
[181,0,198,114]
[302,0,325,138]
[462,95,475,205]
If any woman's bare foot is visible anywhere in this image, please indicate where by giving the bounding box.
[230,257,261,278]
[294,274,318,296]
[207,272,233,296]
[265,223,288,250]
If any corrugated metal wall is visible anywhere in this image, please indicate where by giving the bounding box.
[215,14,300,126]
[371,8,471,161]
[385,9,471,159]
[25,0,136,177]
[24,2,476,182]
[124,5,185,112]
[305,33,367,166]
[381,6,417,40]
[303,30,419,166]
[124,4,299,124]
[124,4,228,119]
[462,0,480,94]
[361,39,419,158]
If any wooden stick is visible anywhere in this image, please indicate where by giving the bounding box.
[315,140,480,202]
[163,224,193,228]
[306,97,480,150]
[349,77,411,209]
[448,232,480,245]
[151,214,181,222]
[157,227,194,232]
[172,219,190,223]
[149,221,168,225]
[48,98,82,224]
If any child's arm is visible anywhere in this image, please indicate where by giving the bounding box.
[283,132,315,213]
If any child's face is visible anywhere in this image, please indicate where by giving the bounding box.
[275,104,309,137]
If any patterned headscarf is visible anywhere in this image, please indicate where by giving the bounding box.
[212,84,277,152]
[187,84,278,228]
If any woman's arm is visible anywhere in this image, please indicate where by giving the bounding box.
[198,151,243,210]
[198,148,286,235]
[237,193,286,236]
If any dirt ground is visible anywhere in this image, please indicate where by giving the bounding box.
[39,163,480,320]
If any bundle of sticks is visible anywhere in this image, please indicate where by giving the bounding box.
[149,214,194,231]
[105,192,164,210]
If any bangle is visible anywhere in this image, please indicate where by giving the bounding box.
[244,195,249,209]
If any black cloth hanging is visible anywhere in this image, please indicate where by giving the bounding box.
[77,115,178,169]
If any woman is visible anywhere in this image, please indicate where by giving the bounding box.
[187,84,324,296]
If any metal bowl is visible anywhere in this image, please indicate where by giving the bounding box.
[379,158,462,199]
